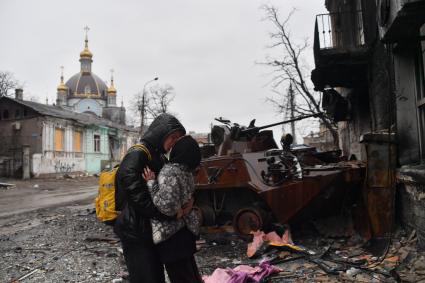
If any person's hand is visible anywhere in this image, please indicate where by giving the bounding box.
[176,208,184,219]
[181,197,194,216]
[142,167,155,181]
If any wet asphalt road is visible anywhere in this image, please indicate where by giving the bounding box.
[0,177,98,222]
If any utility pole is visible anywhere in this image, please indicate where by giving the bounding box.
[140,92,146,137]
[289,82,296,141]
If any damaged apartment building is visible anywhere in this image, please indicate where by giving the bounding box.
[0,34,138,177]
[311,0,425,244]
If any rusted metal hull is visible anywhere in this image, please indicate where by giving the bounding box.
[256,173,342,223]
[195,152,365,233]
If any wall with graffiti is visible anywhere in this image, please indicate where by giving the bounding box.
[32,153,85,177]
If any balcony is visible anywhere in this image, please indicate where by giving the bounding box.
[311,11,370,91]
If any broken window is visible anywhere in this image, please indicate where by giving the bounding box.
[73,130,83,152]
[94,134,101,152]
[55,128,65,152]
[416,24,425,160]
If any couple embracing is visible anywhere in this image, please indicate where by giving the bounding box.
[114,114,203,283]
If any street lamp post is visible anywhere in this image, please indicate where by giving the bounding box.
[140,77,159,137]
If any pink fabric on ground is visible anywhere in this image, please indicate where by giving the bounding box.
[247,231,266,258]
[247,229,294,258]
[265,230,294,245]
[202,261,282,283]
[203,268,232,283]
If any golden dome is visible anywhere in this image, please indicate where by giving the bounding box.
[80,38,93,59]
[57,82,68,92]
[80,49,93,58]
[107,77,117,96]
[80,47,93,58]
[107,86,117,95]
[57,68,68,92]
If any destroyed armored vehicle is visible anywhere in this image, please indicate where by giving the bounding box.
[194,115,364,235]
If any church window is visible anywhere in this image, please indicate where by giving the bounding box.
[85,85,91,94]
[55,128,65,152]
[94,134,101,152]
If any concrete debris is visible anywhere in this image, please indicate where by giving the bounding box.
[0,182,16,190]
[1,205,124,282]
[63,174,76,179]
[1,185,425,282]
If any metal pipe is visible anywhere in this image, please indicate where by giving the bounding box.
[253,113,323,131]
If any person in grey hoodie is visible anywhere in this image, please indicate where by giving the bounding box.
[143,135,202,283]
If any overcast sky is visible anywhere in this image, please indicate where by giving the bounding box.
[0,0,326,140]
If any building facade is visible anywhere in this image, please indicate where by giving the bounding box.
[0,91,138,177]
[311,0,425,245]
[378,0,425,247]
[302,123,337,152]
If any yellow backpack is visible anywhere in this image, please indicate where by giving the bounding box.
[95,144,152,224]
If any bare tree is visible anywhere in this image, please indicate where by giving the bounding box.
[0,71,19,97]
[145,84,175,119]
[260,5,339,146]
[130,83,176,128]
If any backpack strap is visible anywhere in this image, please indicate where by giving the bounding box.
[129,143,152,161]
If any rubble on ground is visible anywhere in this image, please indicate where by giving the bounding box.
[1,204,425,282]
[0,205,124,283]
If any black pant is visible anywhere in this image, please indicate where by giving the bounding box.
[165,256,203,283]
[121,240,165,283]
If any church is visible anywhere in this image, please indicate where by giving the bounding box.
[56,28,126,125]
[0,30,138,178]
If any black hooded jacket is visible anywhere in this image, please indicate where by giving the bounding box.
[114,114,186,242]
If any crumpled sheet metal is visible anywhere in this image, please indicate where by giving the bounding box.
[202,261,282,283]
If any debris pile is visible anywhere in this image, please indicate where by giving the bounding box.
[0,205,125,282]
[1,200,425,282]
[200,224,425,282]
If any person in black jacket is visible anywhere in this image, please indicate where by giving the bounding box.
[114,113,187,283]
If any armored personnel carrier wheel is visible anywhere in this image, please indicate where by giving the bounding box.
[233,207,267,236]
[193,204,216,226]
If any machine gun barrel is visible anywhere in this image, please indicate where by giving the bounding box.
[240,113,323,135]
